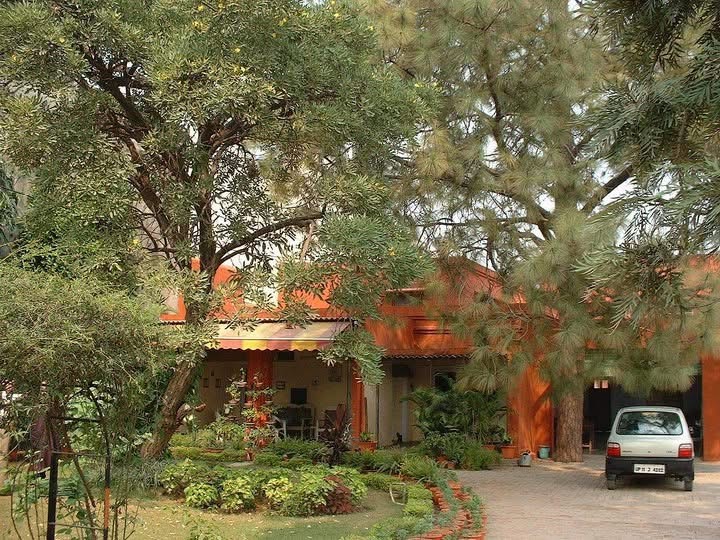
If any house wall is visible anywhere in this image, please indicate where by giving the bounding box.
[197,349,248,425]
[702,355,720,461]
[507,365,553,455]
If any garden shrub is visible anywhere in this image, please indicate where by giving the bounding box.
[330,466,368,503]
[169,446,203,460]
[323,475,356,515]
[262,439,329,461]
[253,452,282,467]
[220,477,255,512]
[419,433,467,464]
[169,433,195,448]
[460,443,502,470]
[159,460,211,496]
[184,483,219,508]
[402,498,434,518]
[368,515,433,539]
[399,455,440,483]
[361,472,395,491]
[279,470,334,516]
[341,450,376,470]
[262,477,292,509]
[170,446,246,463]
[370,449,406,474]
[405,484,432,501]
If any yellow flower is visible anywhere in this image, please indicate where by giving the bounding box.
[334,12,340,18]
[368,25,374,31]
[59,37,66,44]
[234,47,241,53]
[279,17,287,26]
[330,0,336,4]
[197,4,204,11]
[272,32,277,38]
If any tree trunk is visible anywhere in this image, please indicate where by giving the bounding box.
[554,387,584,462]
[140,358,203,458]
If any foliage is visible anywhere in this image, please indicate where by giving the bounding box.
[404,382,506,442]
[0,0,431,456]
[402,499,434,518]
[278,469,334,517]
[159,460,210,496]
[361,472,396,492]
[367,515,433,540]
[419,433,468,464]
[359,432,375,443]
[0,264,179,441]
[184,516,227,540]
[319,405,352,465]
[259,439,329,461]
[220,477,255,512]
[399,456,441,484]
[460,444,502,471]
[341,448,407,475]
[261,477,292,509]
[184,483,219,509]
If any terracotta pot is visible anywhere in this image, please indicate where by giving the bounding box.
[358,440,377,452]
[500,445,517,459]
[483,444,497,452]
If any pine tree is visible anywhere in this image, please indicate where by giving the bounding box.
[0,0,429,456]
[363,0,667,461]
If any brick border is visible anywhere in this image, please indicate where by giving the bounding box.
[413,480,486,540]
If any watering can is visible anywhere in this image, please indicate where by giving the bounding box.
[517,450,532,467]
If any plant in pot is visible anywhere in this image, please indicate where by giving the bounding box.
[498,430,516,459]
[358,431,378,452]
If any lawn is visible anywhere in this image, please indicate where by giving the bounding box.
[0,489,402,539]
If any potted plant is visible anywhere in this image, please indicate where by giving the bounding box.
[358,431,378,452]
[499,432,516,459]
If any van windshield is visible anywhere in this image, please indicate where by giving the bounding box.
[616,411,683,435]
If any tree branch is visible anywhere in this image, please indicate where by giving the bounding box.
[582,166,634,214]
[216,212,324,266]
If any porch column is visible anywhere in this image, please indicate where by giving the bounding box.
[247,350,273,390]
[247,350,273,424]
[350,362,366,446]
[702,354,720,461]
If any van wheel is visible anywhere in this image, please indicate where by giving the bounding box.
[606,477,617,490]
[683,478,693,492]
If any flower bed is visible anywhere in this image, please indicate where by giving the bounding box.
[339,449,487,539]
[159,460,367,517]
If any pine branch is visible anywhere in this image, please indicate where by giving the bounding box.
[582,166,634,214]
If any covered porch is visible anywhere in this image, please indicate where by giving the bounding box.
[196,319,368,443]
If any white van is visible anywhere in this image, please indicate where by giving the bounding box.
[605,406,695,491]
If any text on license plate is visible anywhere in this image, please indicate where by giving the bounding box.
[634,464,665,474]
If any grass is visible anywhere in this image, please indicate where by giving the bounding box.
[0,489,402,539]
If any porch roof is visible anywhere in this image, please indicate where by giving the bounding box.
[215,320,350,351]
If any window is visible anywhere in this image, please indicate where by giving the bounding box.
[616,411,683,435]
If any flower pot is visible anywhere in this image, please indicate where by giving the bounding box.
[358,440,377,452]
[483,444,497,452]
[500,445,517,459]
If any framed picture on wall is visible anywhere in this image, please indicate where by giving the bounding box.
[328,365,342,383]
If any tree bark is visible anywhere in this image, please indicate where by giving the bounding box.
[554,387,584,462]
[140,358,203,458]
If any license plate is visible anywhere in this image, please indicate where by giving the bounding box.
[633,464,665,474]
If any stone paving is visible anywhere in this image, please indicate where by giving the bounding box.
[458,454,720,539]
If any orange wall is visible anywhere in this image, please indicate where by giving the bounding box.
[702,355,720,461]
[507,365,554,455]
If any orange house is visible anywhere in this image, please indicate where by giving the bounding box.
[164,259,720,461]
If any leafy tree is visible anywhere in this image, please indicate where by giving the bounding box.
[363,0,687,461]
[0,0,430,457]
[587,0,720,249]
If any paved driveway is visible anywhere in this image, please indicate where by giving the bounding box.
[458,454,720,539]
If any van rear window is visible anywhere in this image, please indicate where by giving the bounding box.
[616,411,683,435]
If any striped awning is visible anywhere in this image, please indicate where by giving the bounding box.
[215,321,350,351]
